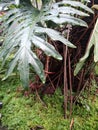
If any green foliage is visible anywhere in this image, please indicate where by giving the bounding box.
[74,18,98,76]
[0,82,70,130]
[72,81,98,130]
[0,80,98,130]
[94,63,98,75]
[0,0,93,88]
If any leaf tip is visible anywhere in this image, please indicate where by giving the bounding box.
[2,77,6,81]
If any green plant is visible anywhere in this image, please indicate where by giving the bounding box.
[0,0,93,88]
[74,6,98,76]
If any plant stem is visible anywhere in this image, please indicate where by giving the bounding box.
[68,52,73,116]
[63,45,68,119]
[63,24,72,118]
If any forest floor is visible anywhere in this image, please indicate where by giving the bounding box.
[0,77,98,130]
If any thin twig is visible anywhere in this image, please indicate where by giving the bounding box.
[63,24,72,118]
[76,15,98,45]
[56,66,63,88]
[77,70,84,93]
[47,75,55,90]
[63,45,68,119]
[45,56,50,78]
[73,80,88,105]
[70,118,74,130]
[35,89,45,106]
[68,52,73,116]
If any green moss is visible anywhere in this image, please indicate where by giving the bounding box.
[0,80,98,130]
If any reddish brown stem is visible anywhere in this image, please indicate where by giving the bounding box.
[63,45,68,119]
[45,56,50,78]
[47,75,55,90]
[77,70,84,93]
[68,52,73,116]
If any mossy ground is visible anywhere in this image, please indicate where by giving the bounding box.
[0,77,98,130]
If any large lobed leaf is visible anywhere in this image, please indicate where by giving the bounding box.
[74,18,98,76]
[0,0,93,88]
